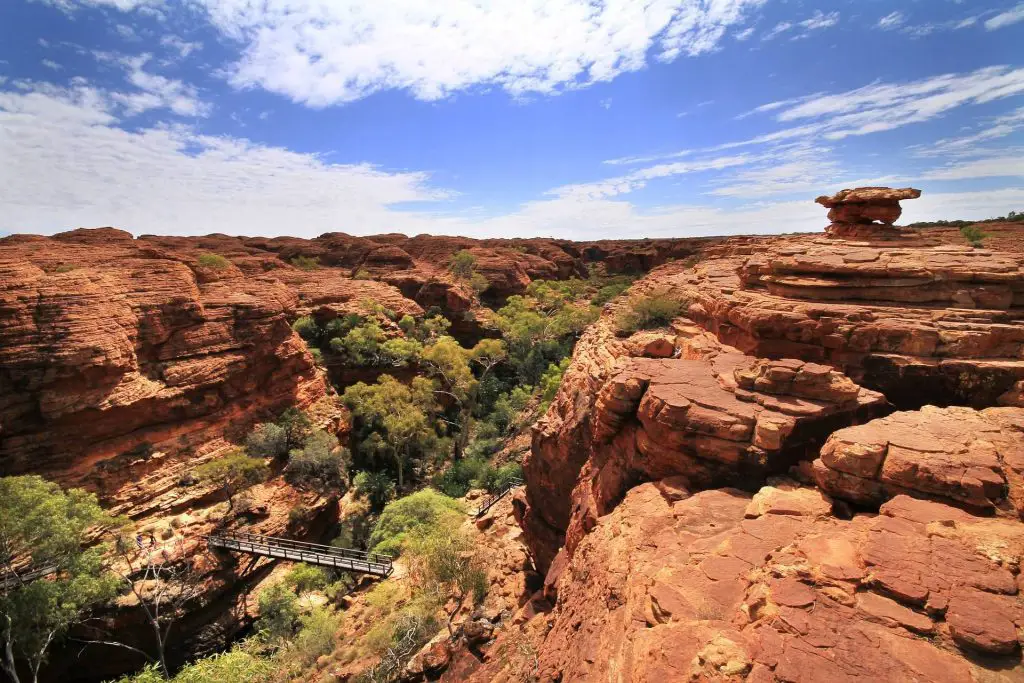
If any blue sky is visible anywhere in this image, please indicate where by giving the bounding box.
[1,0,1022,239]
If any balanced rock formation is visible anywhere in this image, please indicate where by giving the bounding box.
[812,405,1024,515]
[817,186,922,240]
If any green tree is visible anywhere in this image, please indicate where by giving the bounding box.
[277,408,312,451]
[352,472,397,512]
[284,430,349,493]
[342,376,439,489]
[0,477,121,683]
[257,583,300,644]
[407,526,487,638]
[448,250,477,279]
[245,423,288,459]
[367,490,464,557]
[195,452,269,512]
[290,255,320,271]
[285,564,329,607]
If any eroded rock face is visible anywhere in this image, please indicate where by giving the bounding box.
[812,405,1024,516]
[523,308,885,574]
[478,484,1024,682]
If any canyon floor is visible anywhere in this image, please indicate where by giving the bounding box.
[2,189,1023,683]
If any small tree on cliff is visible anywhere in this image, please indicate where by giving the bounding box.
[86,535,207,680]
[0,476,121,683]
[406,526,487,639]
[195,451,269,512]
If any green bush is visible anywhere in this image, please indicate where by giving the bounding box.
[614,292,683,335]
[449,249,477,279]
[116,647,273,683]
[285,429,349,492]
[246,423,288,458]
[292,315,322,343]
[257,583,300,643]
[197,253,230,269]
[433,457,492,497]
[493,462,524,491]
[290,607,338,667]
[353,268,372,280]
[368,489,463,557]
[286,564,330,596]
[290,255,321,271]
[353,471,396,511]
[53,263,78,273]
[277,407,312,450]
[538,357,571,412]
[591,281,632,306]
[960,225,987,247]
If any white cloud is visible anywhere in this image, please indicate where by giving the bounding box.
[160,36,202,59]
[551,153,758,200]
[762,21,793,40]
[798,10,839,31]
[911,107,1024,158]
[38,0,161,13]
[985,3,1024,30]
[877,11,905,30]
[41,59,62,71]
[920,152,1024,180]
[0,81,453,237]
[600,98,612,110]
[111,54,210,117]
[771,66,1024,140]
[734,27,755,41]
[192,0,765,106]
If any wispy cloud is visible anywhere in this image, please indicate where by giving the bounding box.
[160,36,202,59]
[41,59,62,71]
[110,54,210,117]
[877,12,905,30]
[986,3,1024,30]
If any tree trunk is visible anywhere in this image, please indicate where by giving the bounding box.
[3,638,21,683]
[396,457,404,490]
[453,403,472,461]
[153,621,169,679]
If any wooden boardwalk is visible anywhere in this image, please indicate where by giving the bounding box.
[205,532,393,578]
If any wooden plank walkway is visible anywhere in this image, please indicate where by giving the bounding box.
[204,532,393,578]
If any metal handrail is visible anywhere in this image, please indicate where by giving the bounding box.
[475,478,523,517]
[0,563,59,590]
[204,533,394,577]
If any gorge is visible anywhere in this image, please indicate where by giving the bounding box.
[2,190,1024,683]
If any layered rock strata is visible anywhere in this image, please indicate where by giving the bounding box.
[474,484,1024,682]
[816,186,923,240]
[812,405,1024,516]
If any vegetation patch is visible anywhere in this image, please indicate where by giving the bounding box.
[614,291,684,335]
[197,253,230,269]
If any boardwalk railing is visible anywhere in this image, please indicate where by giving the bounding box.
[204,532,393,578]
[0,563,58,591]
[475,478,523,518]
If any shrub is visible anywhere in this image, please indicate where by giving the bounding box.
[449,249,477,279]
[195,451,269,510]
[277,407,312,450]
[489,385,534,434]
[246,423,288,458]
[961,225,987,247]
[538,357,571,412]
[591,281,632,306]
[290,607,337,667]
[469,272,490,295]
[290,255,321,271]
[433,457,492,498]
[292,315,322,343]
[257,583,300,642]
[197,253,230,269]
[368,489,464,557]
[353,268,372,280]
[493,462,524,491]
[285,429,349,492]
[286,564,330,597]
[353,471,396,511]
[53,263,77,273]
[614,292,683,335]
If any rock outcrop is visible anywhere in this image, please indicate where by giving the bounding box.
[474,483,1024,682]
[812,405,1024,516]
